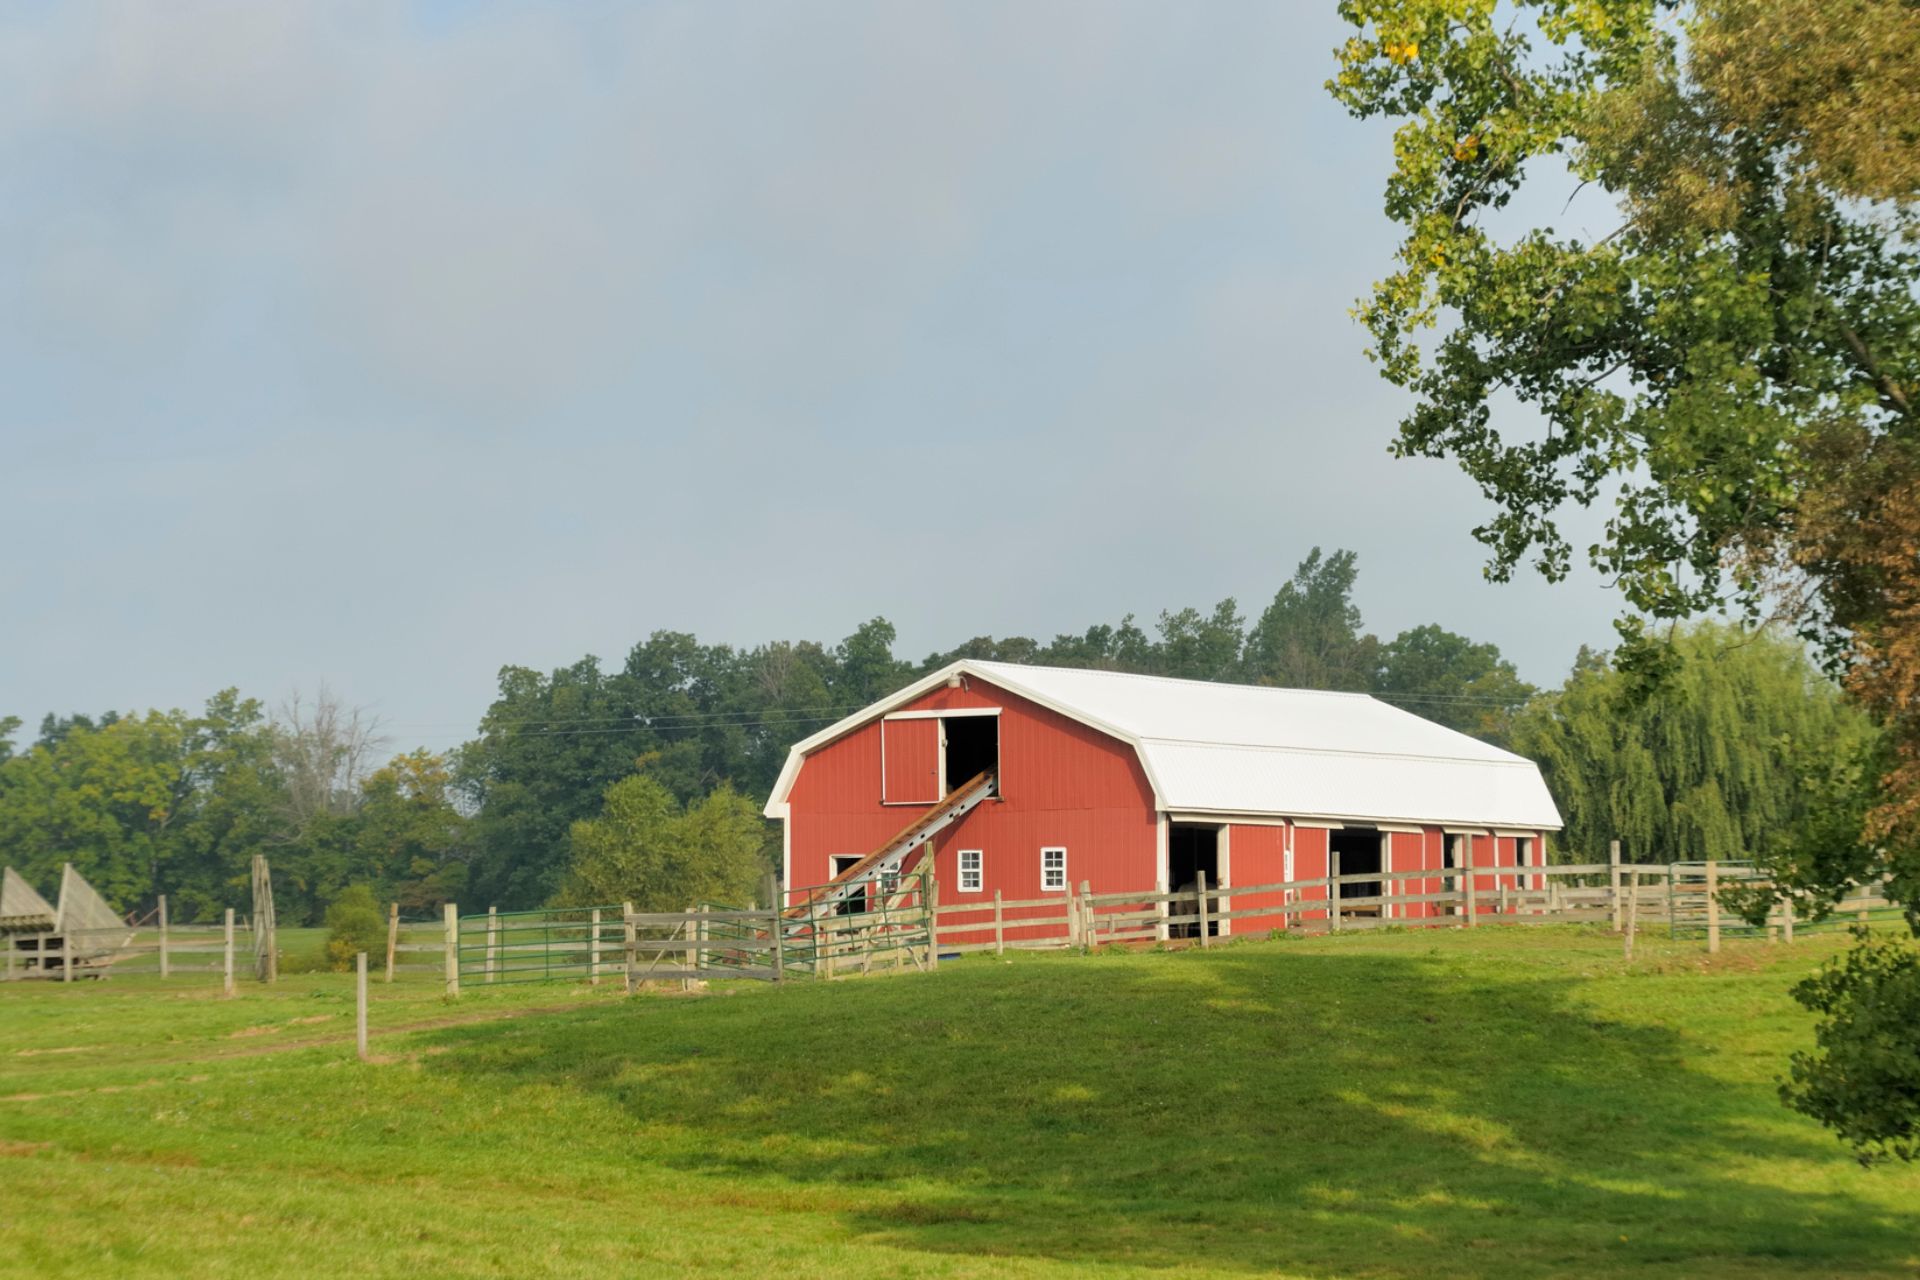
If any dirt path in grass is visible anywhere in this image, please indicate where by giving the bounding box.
[0,1000,627,1100]
[213,999,608,1060]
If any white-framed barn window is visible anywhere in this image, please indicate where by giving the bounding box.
[1040,846,1067,892]
[958,849,984,893]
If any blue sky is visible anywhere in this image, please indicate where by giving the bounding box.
[0,1,1626,749]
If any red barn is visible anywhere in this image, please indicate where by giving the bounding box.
[763,661,1563,942]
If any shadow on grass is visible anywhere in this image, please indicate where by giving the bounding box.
[413,942,1918,1277]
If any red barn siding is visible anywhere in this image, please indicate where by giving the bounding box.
[785,676,1159,945]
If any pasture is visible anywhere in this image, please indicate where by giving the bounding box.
[2,925,1917,1278]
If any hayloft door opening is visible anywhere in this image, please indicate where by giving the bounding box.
[1168,823,1222,938]
[942,713,999,796]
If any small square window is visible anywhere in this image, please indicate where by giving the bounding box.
[1041,846,1067,892]
[958,849,983,893]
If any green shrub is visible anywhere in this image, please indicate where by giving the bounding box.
[323,885,386,972]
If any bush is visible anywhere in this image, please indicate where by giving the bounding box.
[1783,932,1920,1164]
[323,885,386,972]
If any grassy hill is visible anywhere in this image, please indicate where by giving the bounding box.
[2,926,1917,1278]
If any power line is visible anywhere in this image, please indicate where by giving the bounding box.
[465,712,856,740]
[406,687,1534,741]
[389,704,869,733]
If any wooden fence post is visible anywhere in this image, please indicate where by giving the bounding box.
[622,901,636,993]
[62,932,72,983]
[770,907,786,984]
[1705,859,1721,954]
[1079,880,1095,949]
[1463,842,1478,927]
[993,889,1005,957]
[1782,898,1795,945]
[356,952,369,1062]
[590,907,603,986]
[384,903,399,984]
[1609,840,1623,932]
[1196,869,1211,948]
[158,894,170,980]
[443,903,460,998]
[1623,872,1639,962]
[682,903,699,991]
[925,868,940,971]
[1330,849,1342,933]
[485,906,498,984]
[222,908,235,996]
[806,896,824,980]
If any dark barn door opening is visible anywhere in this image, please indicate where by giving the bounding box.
[1168,823,1222,938]
[830,854,868,915]
[1330,828,1383,915]
[943,715,999,795]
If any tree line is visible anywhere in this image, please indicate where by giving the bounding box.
[0,548,1866,926]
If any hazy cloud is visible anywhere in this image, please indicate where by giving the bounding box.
[0,1,1627,744]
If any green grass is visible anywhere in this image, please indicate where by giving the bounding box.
[2,926,1917,1278]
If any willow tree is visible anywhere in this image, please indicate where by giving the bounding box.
[1512,623,1877,863]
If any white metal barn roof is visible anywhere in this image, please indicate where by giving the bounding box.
[766,660,1563,831]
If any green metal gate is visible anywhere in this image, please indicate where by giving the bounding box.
[456,906,624,985]
[1667,862,1760,940]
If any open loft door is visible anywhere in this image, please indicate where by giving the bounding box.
[942,713,999,796]
[883,711,1002,805]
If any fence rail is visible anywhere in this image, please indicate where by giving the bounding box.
[21,854,1889,997]
[926,858,1893,958]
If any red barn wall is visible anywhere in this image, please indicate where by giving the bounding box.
[784,676,1160,945]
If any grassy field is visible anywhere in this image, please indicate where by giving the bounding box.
[2,925,1917,1278]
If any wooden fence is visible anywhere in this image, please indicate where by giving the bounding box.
[929,858,1897,957]
[4,907,252,991]
[928,860,1654,954]
[406,854,1907,997]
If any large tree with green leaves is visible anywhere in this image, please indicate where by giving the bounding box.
[1244,548,1380,691]
[1332,0,1920,1159]
[1374,624,1536,742]
[0,692,278,917]
[1330,0,1919,637]
[558,774,767,912]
